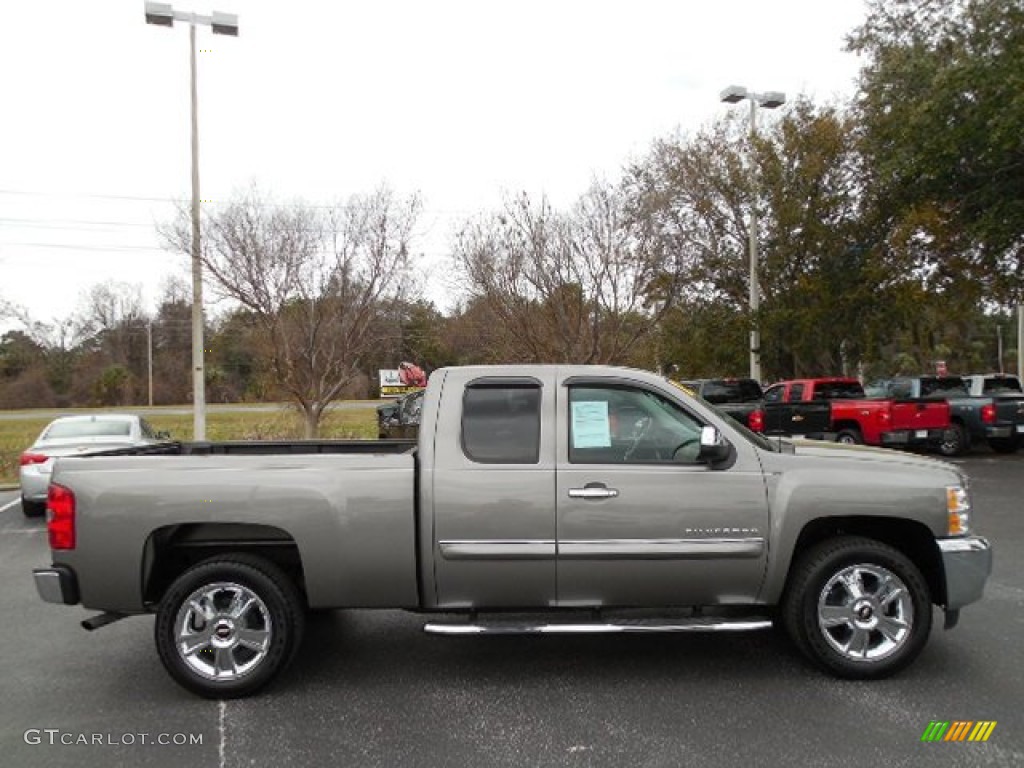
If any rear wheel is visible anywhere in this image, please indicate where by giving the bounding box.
[155,555,305,699]
[781,536,931,679]
[937,422,968,457]
[989,436,1019,454]
[835,428,863,445]
[21,497,46,518]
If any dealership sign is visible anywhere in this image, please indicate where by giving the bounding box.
[379,369,422,398]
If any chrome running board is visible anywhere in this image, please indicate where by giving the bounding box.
[423,617,773,635]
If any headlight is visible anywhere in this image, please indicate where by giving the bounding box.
[946,484,970,535]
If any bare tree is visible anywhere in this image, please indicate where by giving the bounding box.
[161,186,420,437]
[452,182,679,364]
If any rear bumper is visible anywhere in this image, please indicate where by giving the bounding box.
[939,536,992,610]
[881,428,945,446]
[33,566,79,605]
[18,469,49,502]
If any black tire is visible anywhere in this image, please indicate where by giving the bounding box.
[21,497,46,518]
[835,428,863,446]
[988,436,1019,454]
[937,422,968,457]
[781,536,932,679]
[155,555,305,699]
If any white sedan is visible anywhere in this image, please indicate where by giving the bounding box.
[19,414,169,517]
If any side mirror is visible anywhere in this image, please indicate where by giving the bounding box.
[698,425,730,464]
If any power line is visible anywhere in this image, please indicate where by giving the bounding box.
[0,241,167,253]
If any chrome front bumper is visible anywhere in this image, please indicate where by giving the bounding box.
[938,536,992,610]
[33,566,79,605]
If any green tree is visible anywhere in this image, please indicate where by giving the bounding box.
[849,0,1024,301]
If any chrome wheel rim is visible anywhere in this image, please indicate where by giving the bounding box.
[837,434,857,445]
[175,581,272,682]
[817,564,913,662]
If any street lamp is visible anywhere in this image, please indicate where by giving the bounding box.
[720,85,785,384]
[144,2,238,440]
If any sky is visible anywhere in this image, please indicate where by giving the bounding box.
[0,0,870,333]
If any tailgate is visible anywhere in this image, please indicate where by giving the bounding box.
[764,401,831,436]
[994,396,1024,429]
[890,400,950,430]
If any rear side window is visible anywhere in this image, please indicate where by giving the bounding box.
[815,381,865,400]
[45,420,132,439]
[699,379,762,404]
[461,381,541,464]
[981,376,1023,395]
[919,377,968,398]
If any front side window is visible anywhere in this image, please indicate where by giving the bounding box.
[461,382,541,464]
[569,385,704,464]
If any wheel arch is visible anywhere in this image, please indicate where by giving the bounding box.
[779,516,945,607]
[143,523,307,607]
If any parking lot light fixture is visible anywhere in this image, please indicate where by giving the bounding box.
[144,2,238,440]
[719,85,786,383]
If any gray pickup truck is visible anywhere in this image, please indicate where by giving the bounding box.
[33,365,992,698]
[867,375,1024,455]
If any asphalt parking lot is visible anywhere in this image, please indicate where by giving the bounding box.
[1,451,1022,768]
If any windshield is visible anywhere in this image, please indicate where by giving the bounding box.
[44,420,132,439]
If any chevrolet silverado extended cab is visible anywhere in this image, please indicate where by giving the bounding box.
[33,365,991,698]
[867,376,1024,455]
[763,378,951,449]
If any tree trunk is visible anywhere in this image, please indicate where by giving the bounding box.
[301,404,321,439]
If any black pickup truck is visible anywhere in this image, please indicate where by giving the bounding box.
[680,378,831,439]
[866,375,1024,455]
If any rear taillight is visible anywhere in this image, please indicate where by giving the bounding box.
[748,409,765,433]
[47,483,76,550]
[19,452,48,466]
[981,404,996,424]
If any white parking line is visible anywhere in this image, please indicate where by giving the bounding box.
[0,498,22,514]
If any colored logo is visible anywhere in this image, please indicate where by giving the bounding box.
[921,721,996,742]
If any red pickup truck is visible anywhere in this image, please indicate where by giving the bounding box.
[762,378,951,448]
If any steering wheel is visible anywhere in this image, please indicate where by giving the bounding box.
[671,437,700,462]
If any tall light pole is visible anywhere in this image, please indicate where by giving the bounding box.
[144,2,238,440]
[720,85,785,384]
[1018,304,1023,383]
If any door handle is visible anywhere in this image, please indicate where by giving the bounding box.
[569,485,619,500]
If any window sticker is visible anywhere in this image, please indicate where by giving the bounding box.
[571,401,611,448]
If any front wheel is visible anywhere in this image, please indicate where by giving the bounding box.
[781,536,931,679]
[155,555,305,699]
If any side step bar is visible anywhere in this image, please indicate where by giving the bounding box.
[424,617,773,635]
